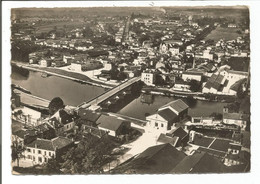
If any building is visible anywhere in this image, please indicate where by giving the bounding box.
[39,59,52,67]
[24,137,73,165]
[157,127,189,147]
[171,151,248,173]
[112,143,186,174]
[97,115,131,137]
[78,108,101,128]
[202,73,226,94]
[182,71,203,82]
[13,106,43,127]
[220,69,248,82]
[146,99,189,132]
[141,71,155,86]
[223,112,249,130]
[50,109,75,133]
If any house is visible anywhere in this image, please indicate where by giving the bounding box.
[112,143,186,174]
[13,106,43,127]
[157,127,188,147]
[141,70,155,86]
[189,131,244,158]
[171,151,248,173]
[78,108,101,128]
[39,59,52,67]
[48,117,64,136]
[146,99,189,132]
[96,115,131,137]
[220,69,248,82]
[202,73,226,94]
[35,123,56,140]
[173,79,191,92]
[50,109,75,133]
[12,129,38,146]
[24,137,73,165]
[169,45,180,56]
[223,112,249,130]
[182,71,203,82]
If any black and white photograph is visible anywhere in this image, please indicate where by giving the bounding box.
[2,1,259,180]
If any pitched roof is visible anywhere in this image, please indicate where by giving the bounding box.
[203,73,225,90]
[223,113,249,121]
[171,151,227,173]
[160,99,189,113]
[182,71,203,76]
[26,137,73,151]
[157,134,179,146]
[35,123,54,132]
[97,115,128,132]
[158,108,178,122]
[113,144,186,174]
[167,127,188,140]
[59,109,74,125]
[78,108,101,122]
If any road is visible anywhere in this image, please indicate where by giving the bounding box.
[78,76,141,109]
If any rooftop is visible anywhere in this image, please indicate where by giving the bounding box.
[160,99,189,113]
[97,115,129,131]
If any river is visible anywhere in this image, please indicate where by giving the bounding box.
[12,68,228,119]
[11,69,106,106]
[116,94,228,120]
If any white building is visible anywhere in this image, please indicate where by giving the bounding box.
[24,137,73,165]
[182,71,203,82]
[141,71,155,86]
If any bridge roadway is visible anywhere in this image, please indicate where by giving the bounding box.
[77,76,141,109]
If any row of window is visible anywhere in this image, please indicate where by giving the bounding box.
[155,122,164,128]
[27,155,48,163]
[27,148,53,157]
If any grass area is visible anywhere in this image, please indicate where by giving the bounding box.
[205,27,241,41]
[35,21,85,34]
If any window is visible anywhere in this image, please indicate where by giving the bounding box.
[27,148,31,152]
[161,124,164,127]
[38,157,42,163]
[27,155,32,159]
[33,156,35,161]
[44,151,46,155]
[44,158,47,162]
[155,123,158,127]
[38,150,41,154]
[49,152,52,157]
[33,149,35,154]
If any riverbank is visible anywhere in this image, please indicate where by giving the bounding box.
[142,86,237,103]
[11,62,115,89]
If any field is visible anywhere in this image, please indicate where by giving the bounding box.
[35,21,85,34]
[204,27,241,41]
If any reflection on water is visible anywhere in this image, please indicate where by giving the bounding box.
[117,94,228,120]
[11,65,29,81]
[11,69,106,106]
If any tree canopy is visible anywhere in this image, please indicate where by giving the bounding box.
[60,133,114,174]
[48,97,65,115]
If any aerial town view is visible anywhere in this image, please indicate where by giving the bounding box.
[10,6,250,174]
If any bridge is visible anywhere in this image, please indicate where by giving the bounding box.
[77,76,141,110]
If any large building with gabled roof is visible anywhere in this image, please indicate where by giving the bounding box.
[146,99,189,132]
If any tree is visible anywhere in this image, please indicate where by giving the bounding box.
[11,140,25,167]
[189,80,202,92]
[210,112,223,120]
[60,134,114,174]
[48,97,65,115]
[43,156,61,174]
